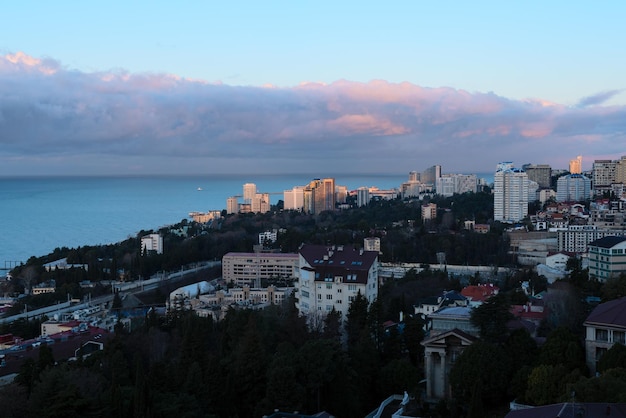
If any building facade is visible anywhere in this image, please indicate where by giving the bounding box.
[570,155,583,174]
[522,163,552,189]
[584,297,626,374]
[556,174,591,202]
[222,252,299,287]
[557,225,625,253]
[284,186,305,211]
[422,203,437,221]
[588,236,626,281]
[295,244,378,326]
[141,234,163,254]
[494,162,529,223]
[593,159,618,196]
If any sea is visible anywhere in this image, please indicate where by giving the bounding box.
[0,173,494,266]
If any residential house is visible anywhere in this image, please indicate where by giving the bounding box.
[584,296,626,374]
[461,283,499,307]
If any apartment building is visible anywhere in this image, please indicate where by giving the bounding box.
[588,236,626,282]
[222,252,299,287]
[557,225,625,253]
[494,162,529,223]
[295,244,378,325]
[141,233,163,254]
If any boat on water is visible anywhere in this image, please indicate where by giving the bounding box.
[197,187,203,191]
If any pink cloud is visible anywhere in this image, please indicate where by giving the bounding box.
[1,52,625,175]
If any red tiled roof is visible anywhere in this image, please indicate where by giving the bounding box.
[461,284,499,302]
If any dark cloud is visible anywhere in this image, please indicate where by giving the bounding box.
[1,52,625,175]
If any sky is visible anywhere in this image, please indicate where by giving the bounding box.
[1,1,625,176]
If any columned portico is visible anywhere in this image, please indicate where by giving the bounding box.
[421,329,477,400]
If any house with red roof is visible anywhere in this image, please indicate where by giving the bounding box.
[460,283,499,307]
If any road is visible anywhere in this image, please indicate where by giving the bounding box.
[0,261,221,324]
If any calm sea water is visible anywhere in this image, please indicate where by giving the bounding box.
[0,174,416,264]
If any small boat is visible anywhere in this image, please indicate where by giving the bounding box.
[197,187,203,191]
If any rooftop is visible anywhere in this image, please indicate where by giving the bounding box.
[584,297,626,329]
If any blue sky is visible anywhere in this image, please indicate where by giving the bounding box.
[1,1,625,175]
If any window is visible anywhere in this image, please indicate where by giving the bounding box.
[326,284,332,289]
[318,294,322,300]
[348,285,357,291]
[596,328,608,341]
[615,331,626,344]
[326,294,333,300]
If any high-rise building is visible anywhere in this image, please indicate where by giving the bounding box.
[421,165,442,187]
[243,183,257,203]
[284,186,305,211]
[556,174,591,202]
[570,156,583,174]
[335,185,348,204]
[356,187,370,207]
[436,174,478,197]
[251,193,270,213]
[615,156,626,185]
[593,160,618,196]
[494,162,529,223]
[522,164,552,188]
[226,196,239,214]
[304,178,336,215]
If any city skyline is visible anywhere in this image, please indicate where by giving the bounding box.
[1,2,625,176]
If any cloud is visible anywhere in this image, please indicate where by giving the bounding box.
[576,90,624,108]
[1,51,625,175]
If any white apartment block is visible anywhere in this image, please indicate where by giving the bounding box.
[283,186,305,211]
[494,162,529,223]
[364,237,381,253]
[296,244,378,326]
[259,230,279,245]
[222,252,299,287]
[557,225,626,253]
[141,233,163,254]
[356,187,370,207]
[556,174,591,202]
[422,203,437,221]
[243,183,257,203]
[436,174,479,197]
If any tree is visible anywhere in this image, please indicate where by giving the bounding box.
[538,327,587,374]
[470,292,513,342]
[598,343,626,373]
[449,341,512,407]
[346,291,369,349]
